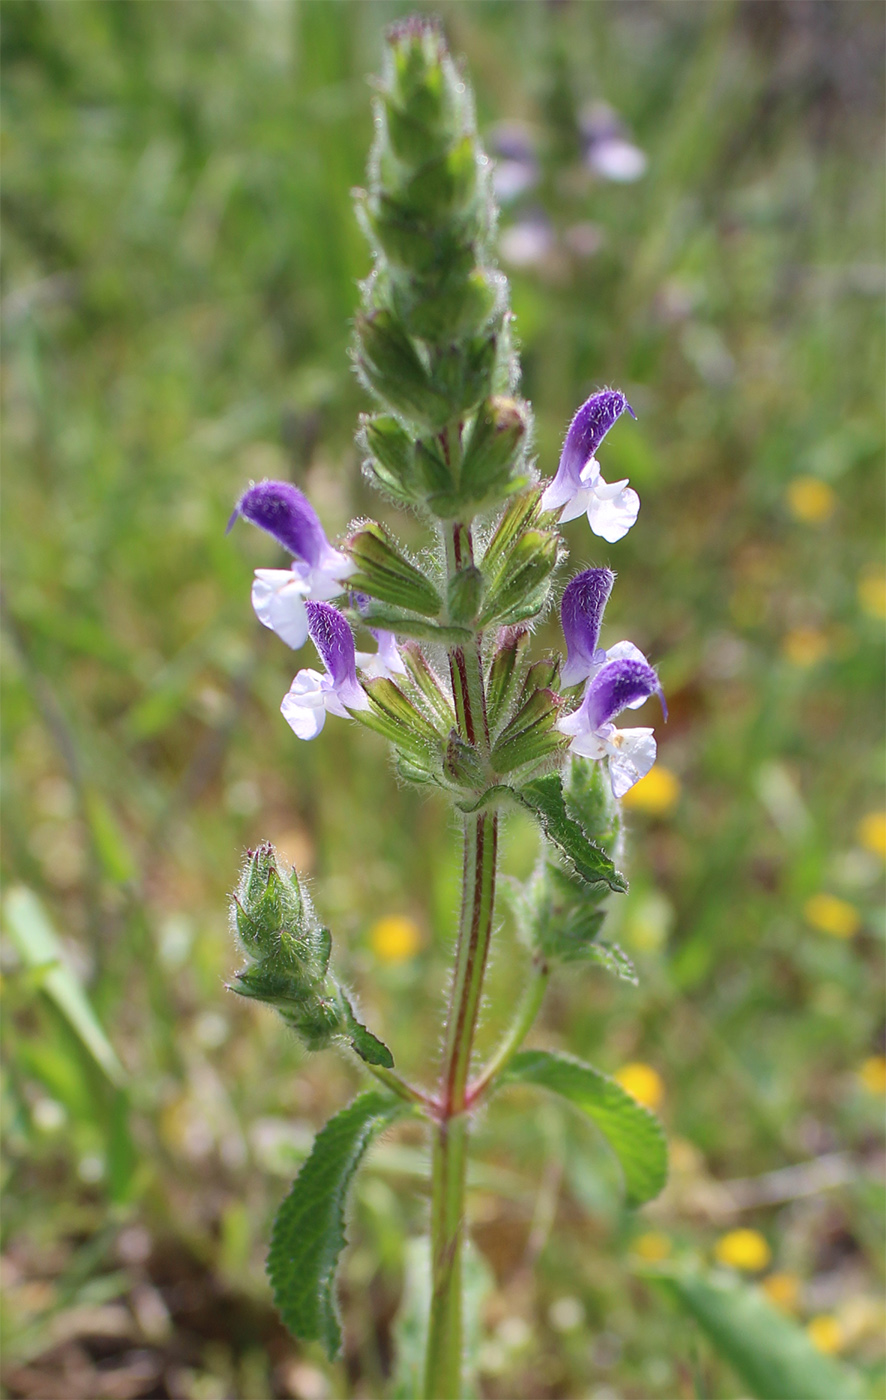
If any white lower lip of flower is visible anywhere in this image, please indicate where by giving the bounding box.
[603,727,657,798]
[252,570,311,649]
[281,668,329,739]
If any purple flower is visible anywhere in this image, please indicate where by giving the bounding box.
[560,567,652,689]
[280,602,369,741]
[580,102,647,184]
[557,655,663,799]
[229,480,354,651]
[488,121,540,204]
[540,390,640,542]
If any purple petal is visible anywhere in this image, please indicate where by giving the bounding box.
[561,568,614,686]
[541,389,635,514]
[581,657,659,731]
[232,480,328,567]
[306,601,358,690]
[560,389,635,484]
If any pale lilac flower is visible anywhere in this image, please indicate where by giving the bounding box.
[540,389,639,542]
[488,122,540,204]
[229,480,354,651]
[281,602,369,741]
[560,567,652,691]
[557,656,662,799]
[581,102,647,183]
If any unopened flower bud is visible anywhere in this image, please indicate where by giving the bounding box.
[459,396,529,505]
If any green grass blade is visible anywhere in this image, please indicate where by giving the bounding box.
[653,1266,864,1400]
[3,886,125,1087]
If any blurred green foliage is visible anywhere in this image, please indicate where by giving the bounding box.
[1,2,883,1397]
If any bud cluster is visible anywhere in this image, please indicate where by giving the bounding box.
[230,844,392,1066]
[354,16,533,518]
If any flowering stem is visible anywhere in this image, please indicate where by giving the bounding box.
[425,809,498,1399]
[424,518,498,1398]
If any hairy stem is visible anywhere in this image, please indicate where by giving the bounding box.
[424,810,498,1399]
[424,521,497,1398]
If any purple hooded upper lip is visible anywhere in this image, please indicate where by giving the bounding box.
[228,479,344,572]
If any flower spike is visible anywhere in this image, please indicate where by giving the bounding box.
[541,390,640,542]
[230,480,354,651]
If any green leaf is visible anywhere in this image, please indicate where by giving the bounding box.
[516,773,627,893]
[3,886,125,1087]
[503,1049,667,1206]
[268,1092,407,1356]
[342,995,395,1069]
[652,1266,864,1400]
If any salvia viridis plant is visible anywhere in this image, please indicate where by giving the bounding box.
[226,19,667,1397]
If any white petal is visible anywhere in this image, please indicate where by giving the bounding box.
[566,731,609,760]
[577,456,602,488]
[540,475,577,514]
[252,571,310,649]
[557,484,596,524]
[304,552,355,601]
[604,640,652,707]
[281,670,328,740]
[585,482,640,543]
[606,728,656,798]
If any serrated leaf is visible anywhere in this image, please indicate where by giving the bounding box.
[267,1092,407,1356]
[579,940,638,983]
[652,1267,864,1400]
[342,994,395,1069]
[516,773,627,893]
[503,1049,667,1206]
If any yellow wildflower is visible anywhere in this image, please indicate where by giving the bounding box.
[858,569,886,620]
[370,915,421,964]
[621,765,681,815]
[786,476,835,524]
[857,811,886,860]
[714,1229,771,1272]
[803,893,860,939]
[633,1232,672,1262]
[807,1314,844,1355]
[858,1056,886,1096]
[615,1062,664,1111]
[761,1272,800,1313]
[782,627,828,668]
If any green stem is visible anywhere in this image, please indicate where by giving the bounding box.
[424,518,497,1399]
[424,810,498,1399]
[466,958,550,1109]
[359,1059,436,1111]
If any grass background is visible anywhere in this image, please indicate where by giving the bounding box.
[1,2,884,1397]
